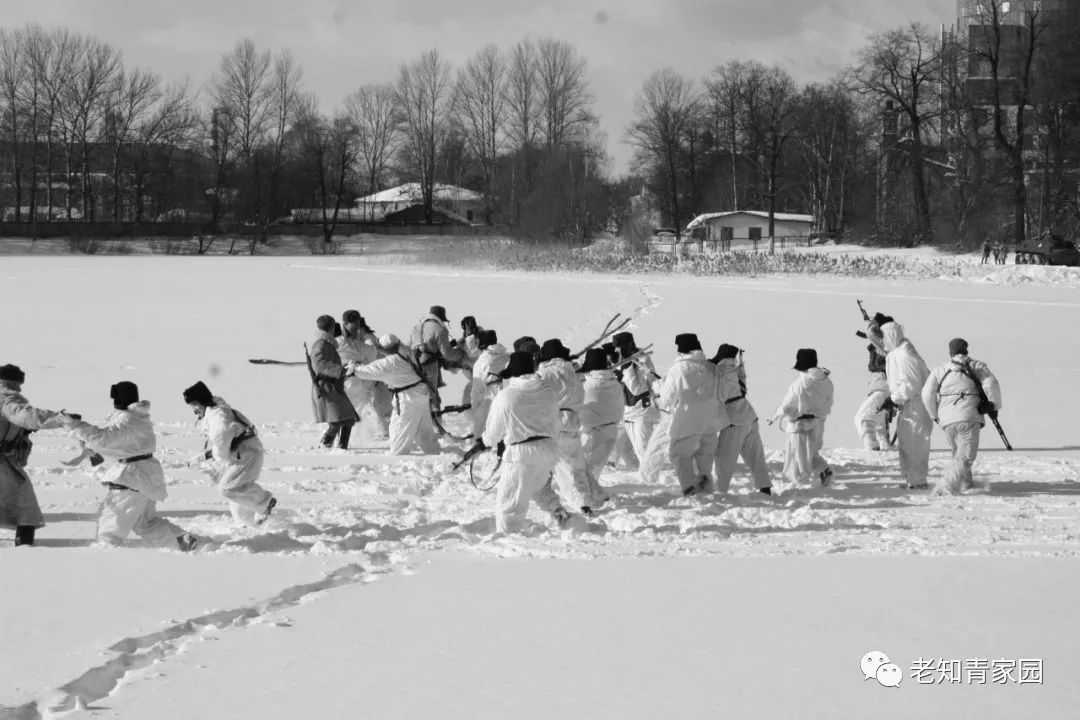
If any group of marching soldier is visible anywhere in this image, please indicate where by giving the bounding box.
[1,303,1003,546]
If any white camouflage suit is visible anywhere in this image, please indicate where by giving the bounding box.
[712,358,772,493]
[537,358,592,508]
[68,401,188,547]
[351,352,441,456]
[580,368,625,505]
[922,354,1002,494]
[469,344,510,438]
[882,323,933,488]
[854,371,891,451]
[198,397,275,526]
[659,351,727,493]
[339,330,390,440]
[619,356,660,467]
[482,374,563,533]
[772,367,834,487]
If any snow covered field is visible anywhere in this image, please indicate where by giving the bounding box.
[3,255,1080,719]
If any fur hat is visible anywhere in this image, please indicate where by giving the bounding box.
[477,329,498,350]
[540,338,571,362]
[0,364,25,384]
[182,381,214,407]
[378,334,401,352]
[110,381,139,410]
[580,348,609,373]
[793,348,818,372]
[460,315,478,333]
[612,331,637,356]
[949,338,969,357]
[342,310,367,329]
[873,312,894,327]
[709,343,740,363]
[675,333,701,354]
[430,305,448,323]
[500,351,535,379]
[513,336,540,355]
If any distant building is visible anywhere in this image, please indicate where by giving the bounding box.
[353,183,485,223]
[684,210,814,249]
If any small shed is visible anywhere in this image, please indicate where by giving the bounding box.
[685,211,814,250]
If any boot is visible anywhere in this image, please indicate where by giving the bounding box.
[255,497,278,526]
[176,533,198,552]
[336,423,353,450]
[759,486,773,496]
[320,424,338,448]
[14,525,35,546]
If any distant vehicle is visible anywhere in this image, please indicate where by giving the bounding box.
[1014,234,1080,266]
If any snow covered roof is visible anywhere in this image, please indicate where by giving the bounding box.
[355,183,483,204]
[686,211,814,229]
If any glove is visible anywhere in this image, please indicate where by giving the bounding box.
[496,440,506,458]
[469,438,487,453]
[987,409,999,421]
[57,412,81,428]
[977,399,996,415]
[878,397,898,415]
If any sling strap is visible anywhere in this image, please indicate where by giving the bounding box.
[118,453,153,464]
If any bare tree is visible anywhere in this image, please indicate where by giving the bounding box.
[855,23,942,243]
[296,102,359,247]
[799,81,865,237]
[505,39,539,151]
[535,37,594,148]
[344,83,399,217]
[263,49,303,229]
[0,28,28,221]
[210,39,273,162]
[103,67,160,220]
[968,0,1048,246]
[394,48,454,224]
[743,63,804,246]
[454,44,506,221]
[705,60,752,210]
[626,68,700,239]
[130,79,198,222]
[26,26,81,219]
[62,37,120,220]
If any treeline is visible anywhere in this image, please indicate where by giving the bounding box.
[0,28,611,243]
[2,0,1079,247]
[629,3,1080,247]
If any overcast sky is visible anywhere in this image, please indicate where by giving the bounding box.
[7,0,956,175]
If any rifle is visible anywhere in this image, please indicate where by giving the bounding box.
[249,358,306,366]
[857,299,870,323]
[303,343,324,398]
[399,350,473,441]
[451,440,488,472]
[435,404,471,417]
[570,313,632,360]
[955,361,1012,451]
[610,344,655,372]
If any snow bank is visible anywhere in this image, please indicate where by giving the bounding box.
[2,257,1079,719]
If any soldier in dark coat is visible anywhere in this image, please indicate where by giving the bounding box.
[309,315,359,449]
[408,305,465,405]
[0,364,63,546]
